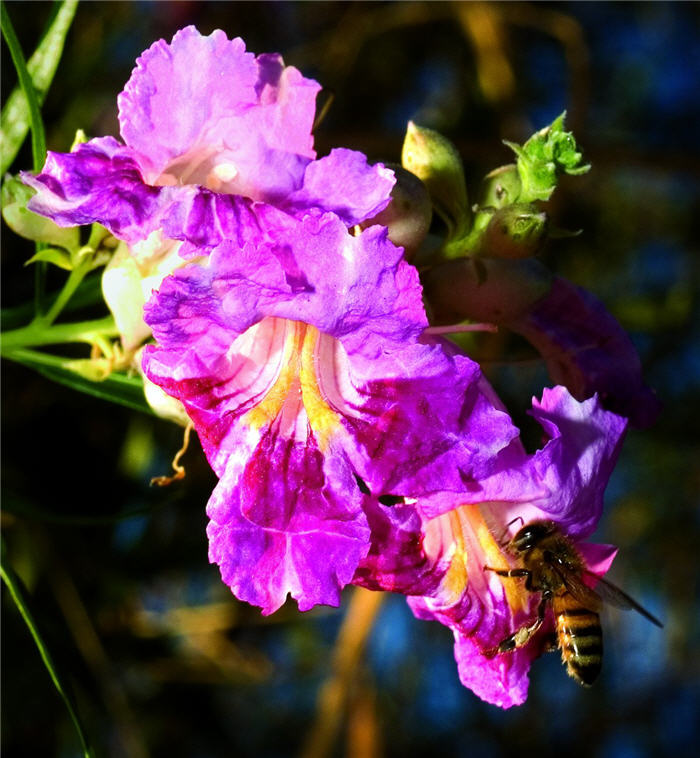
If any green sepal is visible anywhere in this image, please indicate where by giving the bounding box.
[401,121,470,239]
[25,247,72,270]
[504,112,590,202]
[2,175,79,250]
[482,203,549,259]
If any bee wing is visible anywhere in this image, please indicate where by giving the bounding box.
[555,566,603,612]
[582,570,663,627]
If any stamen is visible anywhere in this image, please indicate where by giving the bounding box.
[151,422,194,487]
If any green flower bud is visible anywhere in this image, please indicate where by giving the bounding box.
[479,164,522,208]
[401,121,470,238]
[422,256,553,325]
[2,174,79,251]
[482,203,548,259]
[362,164,432,261]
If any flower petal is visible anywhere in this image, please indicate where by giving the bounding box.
[207,431,370,614]
[285,148,395,225]
[508,276,661,428]
[118,27,258,177]
[23,138,163,244]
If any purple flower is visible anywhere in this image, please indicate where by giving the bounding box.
[354,386,627,708]
[23,27,394,251]
[142,212,518,614]
[507,276,661,428]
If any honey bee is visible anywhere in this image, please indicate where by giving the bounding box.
[484,519,662,686]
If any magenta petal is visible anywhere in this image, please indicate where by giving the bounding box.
[118,27,258,176]
[526,386,627,538]
[353,498,441,596]
[452,631,533,709]
[509,276,661,428]
[579,542,618,575]
[253,53,320,159]
[207,431,370,614]
[23,138,163,244]
[285,149,395,225]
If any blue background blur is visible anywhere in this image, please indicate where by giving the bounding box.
[2,3,699,757]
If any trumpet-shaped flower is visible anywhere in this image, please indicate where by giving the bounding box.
[22,27,395,348]
[354,386,627,708]
[23,26,394,250]
[142,212,518,614]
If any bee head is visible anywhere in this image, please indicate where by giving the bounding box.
[510,520,557,553]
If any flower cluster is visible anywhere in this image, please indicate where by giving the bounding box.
[24,26,657,707]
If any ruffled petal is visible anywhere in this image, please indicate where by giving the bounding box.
[524,386,628,538]
[508,276,661,428]
[118,27,320,201]
[353,498,441,596]
[207,428,370,614]
[118,27,258,177]
[23,138,163,244]
[285,149,395,225]
[419,385,627,537]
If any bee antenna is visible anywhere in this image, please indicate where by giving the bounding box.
[496,516,524,547]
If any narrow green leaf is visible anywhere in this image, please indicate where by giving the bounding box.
[0,273,104,331]
[0,0,78,174]
[1,3,47,172]
[3,348,155,415]
[1,550,95,758]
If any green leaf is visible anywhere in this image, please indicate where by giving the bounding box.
[1,548,95,758]
[0,0,78,174]
[0,273,104,331]
[504,111,591,203]
[1,3,47,172]
[3,348,155,416]
[25,247,73,270]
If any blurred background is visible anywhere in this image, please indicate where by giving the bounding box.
[2,2,699,757]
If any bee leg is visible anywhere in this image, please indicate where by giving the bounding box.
[485,596,548,657]
[483,566,531,579]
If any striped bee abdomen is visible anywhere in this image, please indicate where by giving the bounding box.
[554,594,603,686]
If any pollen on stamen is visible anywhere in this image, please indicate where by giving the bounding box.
[212,162,239,183]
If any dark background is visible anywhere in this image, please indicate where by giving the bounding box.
[2,3,699,757]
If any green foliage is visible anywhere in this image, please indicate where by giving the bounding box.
[2,175,80,252]
[0,0,78,174]
[1,548,94,758]
[504,112,590,202]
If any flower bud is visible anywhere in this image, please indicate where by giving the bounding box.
[101,232,193,351]
[479,164,522,208]
[361,164,432,261]
[422,256,553,325]
[401,121,469,238]
[481,203,548,259]
[2,174,79,251]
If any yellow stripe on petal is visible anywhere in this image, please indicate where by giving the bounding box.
[242,320,342,449]
[243,321,301,431]
[300,324,342,450]
[439,510,469,605]
[463,506,529,615]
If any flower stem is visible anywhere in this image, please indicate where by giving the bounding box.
[41,256,93,326]
[1,315,118,353]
